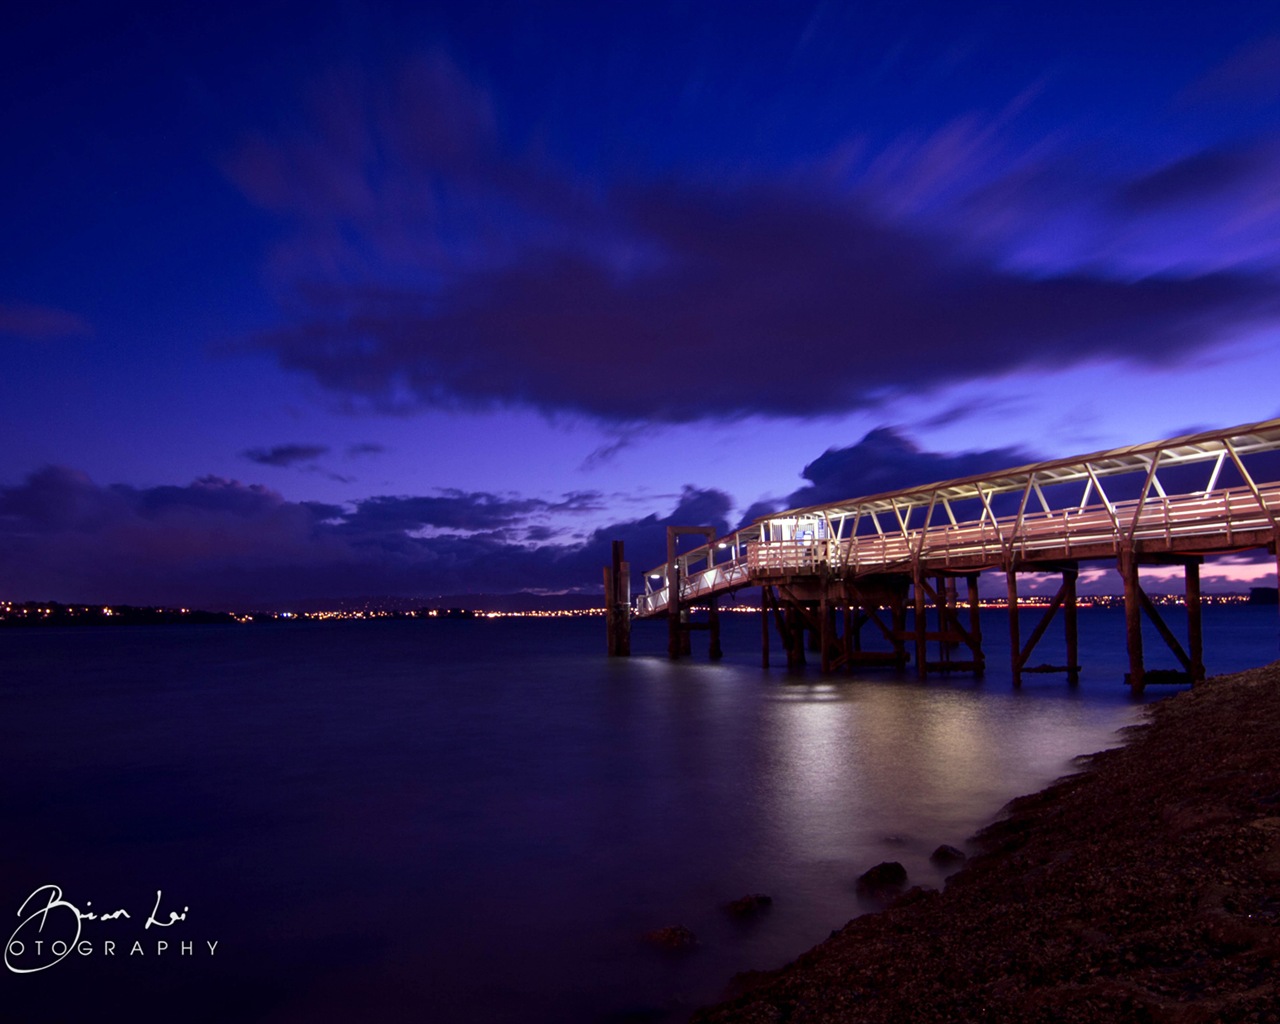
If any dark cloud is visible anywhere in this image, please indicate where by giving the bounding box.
[252,182,1279,423]
[1117,146,1268,211]
[346,443,386,457]
[339,489,599,534]
[232,59,1280,425]
[576,485,733,571]
[0,302,92,341]
[782,427,1041,510]
[242,444,331,467]
[0,468,691,608]
[132,475,292,517]
[0,466,125,530]
[737,499,785,529]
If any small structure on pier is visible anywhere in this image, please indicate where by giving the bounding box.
[608,417,1280,691]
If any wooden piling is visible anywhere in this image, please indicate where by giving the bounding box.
[1120,549,1145,692]
[913,560,927,680]
[891,590,908,668]
[668,568,682,661]
[786,605,806,668]
[1273,533,1280,648]
[1006,568,1021,687]
[1186,559,1204,683]
[604,564,614,655]
[819,568,831,674]
[842,584,855,671]
[1064,566,1078,684]
[761,587,771,668]
[942,576,959,660]
[1274,530,1280,646]
[604,540,631,656]
[966,573,984,675]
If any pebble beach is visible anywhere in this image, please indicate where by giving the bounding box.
[693,661,1280,1023]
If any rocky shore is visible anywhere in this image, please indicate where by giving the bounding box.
[692,662,1280,1023]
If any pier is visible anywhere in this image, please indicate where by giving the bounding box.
[605,418,1280,690]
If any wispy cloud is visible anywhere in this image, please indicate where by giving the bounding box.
[242,444,331,467]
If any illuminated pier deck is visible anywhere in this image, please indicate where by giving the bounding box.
[606,418,1280,689]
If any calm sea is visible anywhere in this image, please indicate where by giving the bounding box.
[1,606,1277,1022]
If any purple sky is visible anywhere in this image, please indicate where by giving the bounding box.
[3,1,1279,607]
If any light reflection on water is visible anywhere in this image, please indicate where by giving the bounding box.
[0,609,1275,1023]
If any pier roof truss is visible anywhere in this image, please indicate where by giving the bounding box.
[634,417,1280,618]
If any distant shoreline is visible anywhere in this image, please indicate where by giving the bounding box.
[692,660,1280,1023]
[0,602,602,626]
[1,590,1275,628]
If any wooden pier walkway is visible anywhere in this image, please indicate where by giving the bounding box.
[604,418,1280,690]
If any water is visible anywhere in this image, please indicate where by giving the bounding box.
[0,607,1276,1022]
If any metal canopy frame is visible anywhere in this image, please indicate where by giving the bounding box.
[780,417,1280,522]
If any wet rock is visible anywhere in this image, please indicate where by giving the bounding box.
[643,925,698,951]
[855,861,907,897]
[724,893,773,919]
[930,844,967,867]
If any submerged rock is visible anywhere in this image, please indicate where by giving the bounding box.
[724,893,773,919]
[855,861,907,897]
[930,843,967,867]
[643,924,698,951]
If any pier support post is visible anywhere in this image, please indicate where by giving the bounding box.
[761,587,771,668]
[667,563,682,660]
[785,606,806,668]
[891,590,908,668]
[843,584,855,670]
[604,540,631,656]
[708,596,722,661]
[1120,549,1145,692]
[819,568,832,674]
[913,560,928,680]
[941,576,959,661]
[1186,560,1204,683]
[1006,568,1021,687]
[1064,566,1079,685]
[966,573,985,675]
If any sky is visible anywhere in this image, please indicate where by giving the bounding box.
[2,0,1280,608]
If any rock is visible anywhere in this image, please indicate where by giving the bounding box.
[643,924,697,950]
[930,843,967,867]
[724,893,773,918]
[855,860,907,897]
